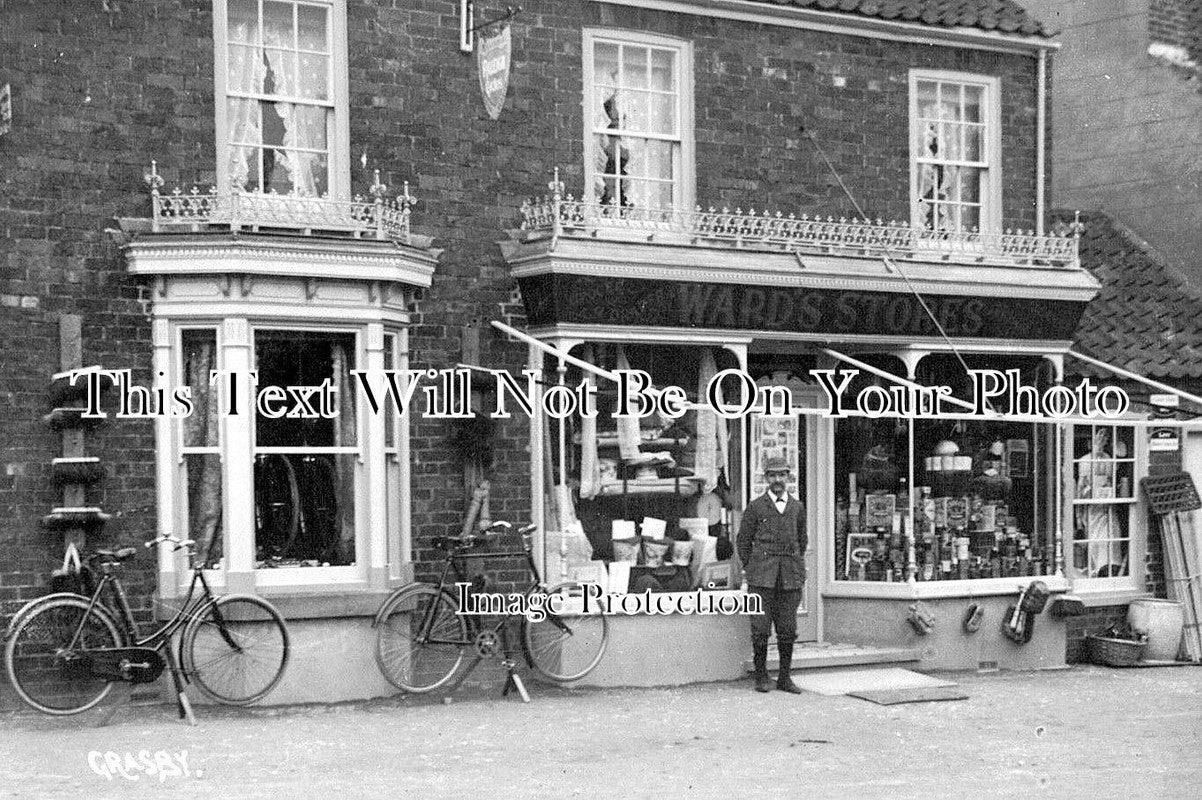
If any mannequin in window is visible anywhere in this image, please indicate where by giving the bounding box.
[1074,428,1124,577]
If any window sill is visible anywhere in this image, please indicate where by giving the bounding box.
[1069,588,1152,608]
[157,570,418,621]
[822,575,1069,600]
[254,590,396,620]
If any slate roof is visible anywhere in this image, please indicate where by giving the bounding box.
[1061,210,1202,380]
[744,0,1053,37]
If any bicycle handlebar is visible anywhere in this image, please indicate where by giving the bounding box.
[145,533,197,552]
[436,522,538,552]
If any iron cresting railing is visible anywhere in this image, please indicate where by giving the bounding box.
[521,170,1081,268]
[146,162,413,243]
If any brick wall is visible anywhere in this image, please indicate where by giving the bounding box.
[1,0,1046,669]
[1149,0,1202,60]
[1042,0,1202,287]
[0,1,215,631]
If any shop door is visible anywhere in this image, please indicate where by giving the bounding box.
[797,413,819,642]
[749,411,820,643]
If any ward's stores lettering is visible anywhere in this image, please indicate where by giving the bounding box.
[678,285,985,336]
[517,274,1084,340]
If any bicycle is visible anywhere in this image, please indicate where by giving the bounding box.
[3,534,291,720]
[372,521,608,699]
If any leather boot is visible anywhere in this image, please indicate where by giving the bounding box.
[753,642,772,693]
[776,640,802,694]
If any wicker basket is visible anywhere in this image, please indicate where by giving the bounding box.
[1088,635,1146,667]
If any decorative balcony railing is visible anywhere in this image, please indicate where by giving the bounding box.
[145,162,413,243]
[520,172,1081,268]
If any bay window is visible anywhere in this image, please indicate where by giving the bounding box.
[159,311,414,598]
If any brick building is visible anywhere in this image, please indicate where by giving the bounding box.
[2,0,1197,706]
[1043,0,1202,287]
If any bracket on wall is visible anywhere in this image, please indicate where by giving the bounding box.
[460,1,520,53]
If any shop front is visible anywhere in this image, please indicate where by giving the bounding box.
[501,194,1103,681]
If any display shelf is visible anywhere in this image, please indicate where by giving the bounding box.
[574,432,690,448]
[42,407,106,431]
[43,506,111,530]
[597,476,704,496]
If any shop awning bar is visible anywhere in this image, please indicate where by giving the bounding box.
[1069,349,1202,409]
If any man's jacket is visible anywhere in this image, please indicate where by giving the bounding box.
[736,492,807,589]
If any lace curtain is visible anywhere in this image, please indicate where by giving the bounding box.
[183,335,222,567]
[591,43,676,210]
[593,78,625,205]
[226,2,328,195]
[332,342,357,564]
[917,97,959,232]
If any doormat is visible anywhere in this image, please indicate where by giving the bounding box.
[790,667,956,697]
[849,686,969,705]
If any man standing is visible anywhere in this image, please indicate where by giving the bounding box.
[737,456,807,693]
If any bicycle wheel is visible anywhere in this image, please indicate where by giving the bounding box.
[181,595,290,705]
[374,584,468,693]
[521,582,608,683]
[4,596,124,715]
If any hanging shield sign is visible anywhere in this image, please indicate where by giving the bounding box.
[477,26,511,120]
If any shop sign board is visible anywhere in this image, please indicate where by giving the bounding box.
[476,26,511,120]
[1150,427,1180,452]
[519,274,1086,341]
[1149,393,1179,418]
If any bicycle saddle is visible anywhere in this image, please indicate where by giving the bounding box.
[94,546,138,563]
[432,535,488,551]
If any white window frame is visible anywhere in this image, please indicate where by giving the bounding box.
[907,69,1002,235]
[582,28,695,213]
[249,324,365,587]
[173,324,226,589]
[212,0,351,198]
[1063,421,1148,598]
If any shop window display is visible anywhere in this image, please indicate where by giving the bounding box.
[834,354,1053,583]
[543,344,739,593]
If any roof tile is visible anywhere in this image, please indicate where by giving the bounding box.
[1059,210,1202,382]
[742,0,1054,37]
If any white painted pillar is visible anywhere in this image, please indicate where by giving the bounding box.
[221,317,256,594]
[398,328,413,572]
[363,323,387,589]
[151,318,180,598]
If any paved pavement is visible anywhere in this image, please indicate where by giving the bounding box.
[1,665,1199,799]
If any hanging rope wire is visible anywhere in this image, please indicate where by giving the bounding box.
[800,123,978,386]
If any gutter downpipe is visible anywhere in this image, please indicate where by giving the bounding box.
[1037,46,1047,235]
